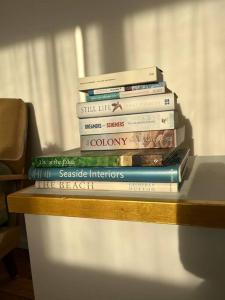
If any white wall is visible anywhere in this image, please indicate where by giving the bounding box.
[1,0,225,299]
[0,0,224,156]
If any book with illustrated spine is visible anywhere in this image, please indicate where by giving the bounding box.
[79,110,178,135]
[77,93,176,118]
[31,147,181,168]
[80,126,185,151]
[79,66,163,91]
[87,81,166,96]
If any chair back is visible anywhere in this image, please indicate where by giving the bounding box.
[0,98,28,174]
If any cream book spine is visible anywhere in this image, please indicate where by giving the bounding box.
[79,66,163,91]
[77,93,176,118]
[79,111,178,135]
[35,180,178,193]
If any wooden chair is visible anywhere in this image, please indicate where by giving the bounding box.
[0,98,28,278]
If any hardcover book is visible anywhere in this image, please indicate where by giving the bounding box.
[28,148,190,183]
[77,93,177,118]
[31,147,182,168]
[79,111,178,135]
[78,66,163,91]
[35,180,179,193]
[80,126,185,151]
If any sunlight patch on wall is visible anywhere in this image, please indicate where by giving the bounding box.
[83,22,104,76]
[74,26,85,79]
[74,26,85,103]
[74,23,105,102]
[37,215,202,286]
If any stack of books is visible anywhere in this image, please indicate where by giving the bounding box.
[29,66,190,193]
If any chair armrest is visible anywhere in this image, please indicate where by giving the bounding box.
[0,174,27,181]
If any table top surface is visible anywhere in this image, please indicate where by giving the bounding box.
[7,156,225,228]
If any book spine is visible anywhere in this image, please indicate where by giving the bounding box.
[88,87,126,95]
[35,181,179,192]
[119,86,166,98]
[77,93,176,118]
[32,153,168,168]
[86,92,119,101]
[28,165,180,183]
[81,127,185,151]
[79,111,177,135]
[88,81,166,96]
[32,155,124,168]
[86,86,166,101]
[79,67,163,91]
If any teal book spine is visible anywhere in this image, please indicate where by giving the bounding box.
[28,165,181,183]
[86,92,120,102]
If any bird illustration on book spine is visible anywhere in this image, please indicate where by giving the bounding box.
[112,101,122,112]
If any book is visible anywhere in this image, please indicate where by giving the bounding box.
[35,180,179,193]
[79,110,178,135]
[77,93,176,118]
[28,148,190,183]
[86,85,167,101]
[87,81,166,96]
[31,147,182,168]
[81,126,185,151]
[78,66,163,91]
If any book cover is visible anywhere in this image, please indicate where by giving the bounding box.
[77,93,176,118]
[78,66,163,91]
[35,180,179,193]
[79,111,178,135]
[28,148,189,183]
[31,147,181,168]
[87,81,166,96]
[86,86,167,101]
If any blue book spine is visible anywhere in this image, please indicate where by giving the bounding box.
[87,82,166,96]
[86,93,119,102]
[28,166,180,183]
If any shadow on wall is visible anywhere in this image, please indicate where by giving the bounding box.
[0,0,192,42]
[0,0,194,74]
[176,103,194,155]
[26,103,64,161]
[178,161,225,299]
[179,225,225,300]
[27,259,197,300]
[26,103,42,163]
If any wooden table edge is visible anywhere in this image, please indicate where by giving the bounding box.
[7,190,225,229]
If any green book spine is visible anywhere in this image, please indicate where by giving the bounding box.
[32,156,124,168]
[32,148,184,168]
